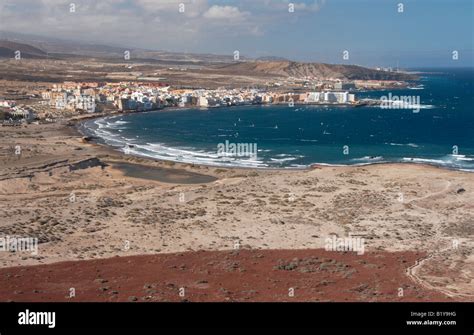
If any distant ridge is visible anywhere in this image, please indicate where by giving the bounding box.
[0,40,48,59]
[256,56,289,62]
[0,31,416,81]
[217,61,416,81]
[0,31,240,64]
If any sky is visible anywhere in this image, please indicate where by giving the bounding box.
[0,0,473,67]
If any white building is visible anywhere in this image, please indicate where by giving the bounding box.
[41,91,52,100]
[198,96,209,107]
[0,100,15,107]
[306,92,323,103]
[324,91,349,103]
[262,95,273,104]
[10,107,36,120]
[75,95,96,113]
[54,93,69,109]
[306,91,351,104]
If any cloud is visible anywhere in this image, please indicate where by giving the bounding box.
[293,0,327,12]
[0,0,326,53]
[203,5,248,20]
[260,0,326,12]
[135,0,208,18]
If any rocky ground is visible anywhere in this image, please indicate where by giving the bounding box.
[0,249,451,302]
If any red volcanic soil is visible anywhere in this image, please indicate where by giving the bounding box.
[0,249,450,302]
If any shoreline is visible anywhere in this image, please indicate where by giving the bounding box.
[73,110,474,174]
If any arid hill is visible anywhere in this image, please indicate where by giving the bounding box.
[216,61,416,81]
[0,37,416,86]
[0,40,48,59]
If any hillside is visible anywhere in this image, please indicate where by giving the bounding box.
[0,40,48,59]
[0,37,417,85]
[0,32,416,81]
[216,61,416,81]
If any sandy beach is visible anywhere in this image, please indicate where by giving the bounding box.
[0,120,473,301]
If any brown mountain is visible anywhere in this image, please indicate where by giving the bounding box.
[0,40,48,59]
[0,35,416,83]
[216,61,416,81]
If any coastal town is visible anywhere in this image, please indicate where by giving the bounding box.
[0,77,408,124]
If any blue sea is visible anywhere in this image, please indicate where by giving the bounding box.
[82,68,474,171]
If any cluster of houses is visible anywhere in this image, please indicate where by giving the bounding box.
[41,82,100,113]
[40,81,360,113]
[41,82,167,113]
[0,99,37,124]
[8,106,36,120]
[0,80,362,125]
[0,73,414,126]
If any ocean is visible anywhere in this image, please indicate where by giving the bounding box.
[82,68,474,171]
